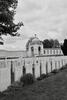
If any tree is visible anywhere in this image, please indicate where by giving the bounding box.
[61,39,67,55]
[0,0,23,37]
[54,39,60,48]
[43,39,51,48]
[43,39,60,48]
[50,39,54,48]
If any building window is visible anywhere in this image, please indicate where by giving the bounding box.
[38,46,41,55]
[50,50,52,54]
[31,47,34,51]
[53,50,55,54]
[36,60,38,63]
[47,49,49,54]
[56,50,58,54]
[44,50,45,54]
[31,47,34,56]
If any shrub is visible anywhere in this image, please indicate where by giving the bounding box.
[60,67,64,71]
[0,92,5,97]
[20,73,35,86]
[60,66,67,71]
[37,74,47,81]
[51,69,58,74]
[7,81,23,91]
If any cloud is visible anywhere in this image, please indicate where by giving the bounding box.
[4,0,67,50]
[20,0,67,42]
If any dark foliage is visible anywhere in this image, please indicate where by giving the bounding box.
[43,39,60,48]
[20,73,35,86]
[60,65,67,71]
[60,67,64,71]
[51,69,58,74]
[43,39,52,48]
[7,81,23,92]
[0,0,23,36]
[37,74,47,81]
[0,92,6,98]
[61,39,67,55]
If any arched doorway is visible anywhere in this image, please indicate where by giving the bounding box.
[38,46,41,55]
[31,47,34,56]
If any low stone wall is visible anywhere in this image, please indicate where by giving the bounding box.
[0,56,67,92]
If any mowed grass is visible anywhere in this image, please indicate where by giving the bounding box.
[1,67,67,100]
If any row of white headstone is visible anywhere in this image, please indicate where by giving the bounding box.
[0,56,67,91]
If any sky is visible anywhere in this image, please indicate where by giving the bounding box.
[2,0,67,50]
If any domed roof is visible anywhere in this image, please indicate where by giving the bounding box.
[26,35,42,50]
[30,35,42,45]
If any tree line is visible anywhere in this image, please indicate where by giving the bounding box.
[42,39,60,48]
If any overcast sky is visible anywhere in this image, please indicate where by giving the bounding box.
[3,0,67,50]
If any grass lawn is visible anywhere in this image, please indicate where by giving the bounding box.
[1,67,67,100]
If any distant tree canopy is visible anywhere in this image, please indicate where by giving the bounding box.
[0,0,23,36]
[43,39,60,48]
[61,39,67,55]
